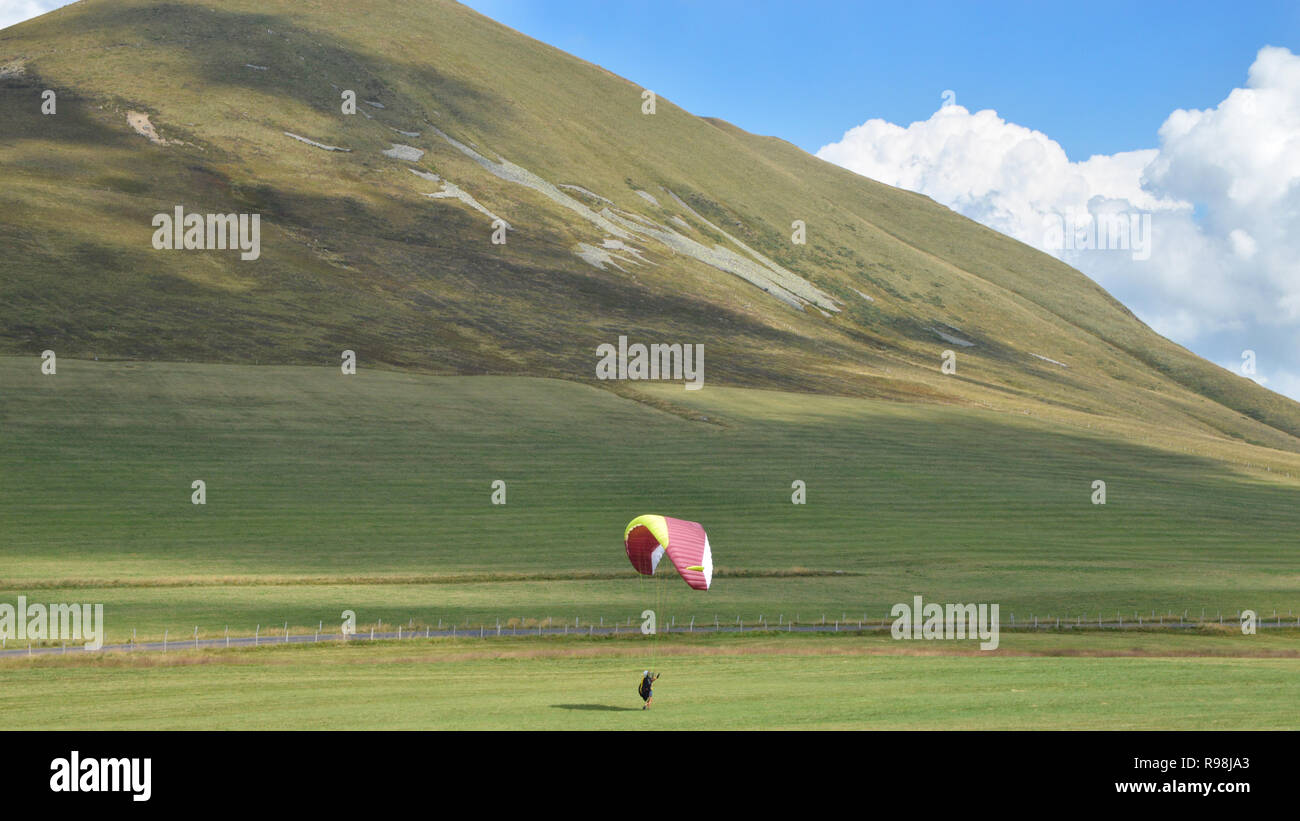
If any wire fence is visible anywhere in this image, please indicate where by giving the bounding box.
[3,607,1297,658]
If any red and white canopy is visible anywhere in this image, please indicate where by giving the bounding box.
[624,514,713,591]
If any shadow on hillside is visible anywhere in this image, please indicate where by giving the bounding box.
[551,704,642,712]
[0,70,137,149]
[60,2,506,130]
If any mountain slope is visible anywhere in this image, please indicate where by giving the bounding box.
[3,0,1299,451]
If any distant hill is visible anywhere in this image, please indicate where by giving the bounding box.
[4,0,1300,451]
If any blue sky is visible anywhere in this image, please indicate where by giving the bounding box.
[463,0,1300,160]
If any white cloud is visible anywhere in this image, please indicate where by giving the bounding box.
[818,46,1300,403]
[0,1,73,31]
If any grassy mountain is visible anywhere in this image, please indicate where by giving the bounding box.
[2,0,1299,453]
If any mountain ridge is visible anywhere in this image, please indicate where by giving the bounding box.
[3,0,1299,452]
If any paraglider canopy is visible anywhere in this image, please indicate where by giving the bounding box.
[624,514,713,590]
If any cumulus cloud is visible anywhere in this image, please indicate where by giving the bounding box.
[818,46,1300,402]
[0,1,72,31]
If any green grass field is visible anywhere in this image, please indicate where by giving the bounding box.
[3,356,1300,646]
[3,631,1297,729]
[3,356,1299,729]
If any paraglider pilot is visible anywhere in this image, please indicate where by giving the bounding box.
[639,670,660,709]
